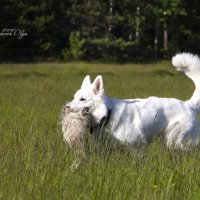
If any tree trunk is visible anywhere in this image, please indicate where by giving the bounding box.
[108,0,113,36]
[163,20,168,50]
[154,20,159,59]
[135,6,140,44]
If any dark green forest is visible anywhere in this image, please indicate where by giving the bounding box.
[0,0,199,62]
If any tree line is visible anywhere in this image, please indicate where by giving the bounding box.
[0,0,199,62]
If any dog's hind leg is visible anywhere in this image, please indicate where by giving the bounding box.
[166,122,199,149]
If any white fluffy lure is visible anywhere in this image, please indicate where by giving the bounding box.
[61,105,89,150]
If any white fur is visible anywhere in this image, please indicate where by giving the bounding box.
[67,53,200,149]
[172,53,200,111]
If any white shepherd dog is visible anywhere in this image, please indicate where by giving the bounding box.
[67,53,200,149]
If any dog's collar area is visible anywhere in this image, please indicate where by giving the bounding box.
[90,108,112,134]
[100,108,112,127]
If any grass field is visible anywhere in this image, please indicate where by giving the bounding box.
[1,61,200,200]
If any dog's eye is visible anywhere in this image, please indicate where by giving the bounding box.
[80,98,86,101]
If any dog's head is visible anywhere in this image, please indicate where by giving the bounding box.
[67,75,109,126]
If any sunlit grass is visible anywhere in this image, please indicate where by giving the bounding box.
[0,61,199,200]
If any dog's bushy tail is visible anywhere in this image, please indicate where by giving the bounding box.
[172,52,200,111]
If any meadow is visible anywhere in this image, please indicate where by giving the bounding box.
[1,61,200,200]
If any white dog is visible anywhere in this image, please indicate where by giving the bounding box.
[67,53,200,149]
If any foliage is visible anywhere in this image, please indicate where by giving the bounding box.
[69,31,85,60]
[0,0,199,61]
[83,38,154,62]
[61,31,85,60]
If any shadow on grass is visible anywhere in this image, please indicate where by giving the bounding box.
[153,69,173,76]
[0,71,47,78]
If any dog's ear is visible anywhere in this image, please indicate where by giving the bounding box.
[81,75,91,88]
[92,75,104,95]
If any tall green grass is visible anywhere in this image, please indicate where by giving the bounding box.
[1,62,200,200]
